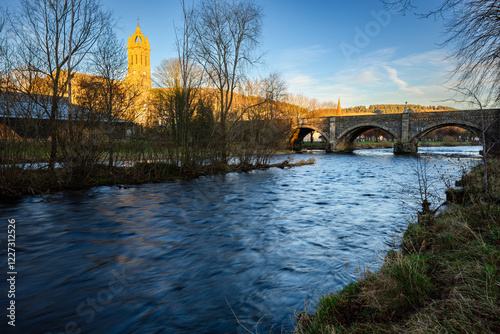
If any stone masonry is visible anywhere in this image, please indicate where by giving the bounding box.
[290,109,500,154]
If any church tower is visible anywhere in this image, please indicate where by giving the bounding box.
[126,20,151,124]
[127,20,151,89]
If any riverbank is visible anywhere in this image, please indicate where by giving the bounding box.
[0,158,315,200]
[294,158,500,333]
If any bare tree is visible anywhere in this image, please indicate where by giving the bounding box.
[233,72,289,165]
[153,58,194,164]
[261,72,288,116]
[192,0,264,162]
[383,0,500,106]
[11,0,110,169]
[154,58,184,90]
[446,87,500,195]
[72,26,138,172]
[383,0,461,18]
[286,93,314,119]
[0,8,9,98]
[443,0,500,106]
[237,72,288,117]
[158,0,285,168]
[0,7,13,146]
[151,0,210,168]
[0,8,7,75]
[176,0,203,131]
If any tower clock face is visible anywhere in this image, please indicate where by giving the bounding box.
[133,70,136,75]
[143,71,146,76]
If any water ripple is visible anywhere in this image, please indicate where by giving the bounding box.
[0,146,481,333]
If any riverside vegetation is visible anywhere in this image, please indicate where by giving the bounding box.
[0,0,301,200]
[294,158,500,333]
[0,132,316,199]
[0,86,311,199]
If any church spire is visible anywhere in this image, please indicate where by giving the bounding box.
[337,97,342,116]
[127,21,151,82]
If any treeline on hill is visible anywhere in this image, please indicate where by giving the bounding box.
[344,104,457,115]
[293,104,458,119]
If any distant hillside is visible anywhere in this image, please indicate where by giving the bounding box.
[343,104,457,115]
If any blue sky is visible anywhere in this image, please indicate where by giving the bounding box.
[3,0,459,108]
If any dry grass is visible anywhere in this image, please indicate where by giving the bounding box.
[294,158,500,334]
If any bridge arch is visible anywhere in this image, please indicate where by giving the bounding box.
[333,123,399,151]
[410,120,483,146]
[337,123,399,143]
[288,125,330,151]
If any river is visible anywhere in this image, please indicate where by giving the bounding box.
[0,146,482,333]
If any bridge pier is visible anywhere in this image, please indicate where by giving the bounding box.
[290,141,302,152]
[326,139,353,153]
[393,112,417,154]
[326,118,352,153]
[393,141,418,154]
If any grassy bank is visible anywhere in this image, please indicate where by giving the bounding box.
[301,141,479,151]
[419,141,480,147]
[0,158,315,200]
[300,142,393,150]
[294,158,500,333]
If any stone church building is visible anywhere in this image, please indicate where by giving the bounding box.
[123,21,152,125]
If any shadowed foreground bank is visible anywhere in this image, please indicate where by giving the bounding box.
[294,158,500,333]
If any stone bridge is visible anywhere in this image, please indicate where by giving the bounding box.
[289,109,500,154]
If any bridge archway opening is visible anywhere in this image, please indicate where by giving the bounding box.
[417,125,479,145]
[288,127,328,151]
[340,126,396,151]
[351,127,395,143]
[411,124,484,151]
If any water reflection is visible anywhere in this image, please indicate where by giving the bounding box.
[0,146,481,333]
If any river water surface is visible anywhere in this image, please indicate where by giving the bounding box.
[0,146,481,333]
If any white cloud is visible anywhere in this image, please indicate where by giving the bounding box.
[329,48,398,85]
[288,74,317,86]
[383,66,423,94]
[340,47,397,69]
[333,68,383,86]
[392,49,450,67]
[283,73,319,97]
[279,46,459,107]
[356,47,397,64]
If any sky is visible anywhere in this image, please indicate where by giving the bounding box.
[3,0,461,108]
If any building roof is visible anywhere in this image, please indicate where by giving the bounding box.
[0,93,129,123]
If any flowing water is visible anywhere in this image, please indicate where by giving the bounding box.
[0,146,481,333]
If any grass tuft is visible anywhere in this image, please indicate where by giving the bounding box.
[294,158,500,333]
